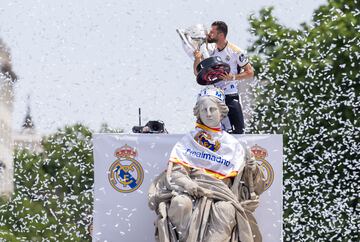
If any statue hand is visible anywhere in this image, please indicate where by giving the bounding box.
[246,157,257,171]
[197,187,211,197]
[184,182,200,196]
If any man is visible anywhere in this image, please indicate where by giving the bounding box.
[148,87,265,242]
[194,21,254,134]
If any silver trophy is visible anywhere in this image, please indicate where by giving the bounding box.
[177,24,230,85]
[176,24,211,59]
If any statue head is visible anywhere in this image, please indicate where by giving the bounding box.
[193,87,229,127]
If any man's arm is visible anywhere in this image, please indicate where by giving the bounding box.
[193,50,203,76]
[233,63,254,80]
[232,50,254,80]
[219,63,254,81]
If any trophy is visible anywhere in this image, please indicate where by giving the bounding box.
[176,24,230,85]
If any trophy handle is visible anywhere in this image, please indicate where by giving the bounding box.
[176,29,196,52]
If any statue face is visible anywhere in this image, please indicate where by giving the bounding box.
[199,98,221,127]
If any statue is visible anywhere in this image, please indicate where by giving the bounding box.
[148,87,266,242]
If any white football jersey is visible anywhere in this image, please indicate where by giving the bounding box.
[210,42,249,95]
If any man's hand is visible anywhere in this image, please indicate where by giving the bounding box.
[219,72,235,81]
[193,50,203,60]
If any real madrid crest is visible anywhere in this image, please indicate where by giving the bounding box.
[108,144,144,193]
[250,144,274,191]
[239,53,247,63]
[194,131,221,152]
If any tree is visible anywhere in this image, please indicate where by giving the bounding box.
[0,124,93,241]
[99,123,124,133]
[247,0,359,240]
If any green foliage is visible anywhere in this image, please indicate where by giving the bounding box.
[0,124,93,241]
[99,123,124,133]
[1,1,358,241]
[247,0,359,240]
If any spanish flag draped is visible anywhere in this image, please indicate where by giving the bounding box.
[169,123,246,179]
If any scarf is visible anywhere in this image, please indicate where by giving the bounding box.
[169,123,245,179]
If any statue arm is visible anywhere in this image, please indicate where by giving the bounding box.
[170,163,202,196]
[252,165,267,196]
[236,146,267,199]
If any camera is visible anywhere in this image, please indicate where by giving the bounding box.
[132,120,166,134]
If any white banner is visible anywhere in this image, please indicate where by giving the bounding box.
[93,134,283,242]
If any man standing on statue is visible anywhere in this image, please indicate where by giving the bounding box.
[194,21,254,134]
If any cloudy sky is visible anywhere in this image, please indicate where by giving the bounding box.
[0,0,326,134]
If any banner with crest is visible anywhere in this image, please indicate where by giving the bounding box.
[92,134,282,242]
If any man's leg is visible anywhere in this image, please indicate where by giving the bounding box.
[225,94,245,134]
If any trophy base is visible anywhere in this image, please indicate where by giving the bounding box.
[196,56,231,86]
